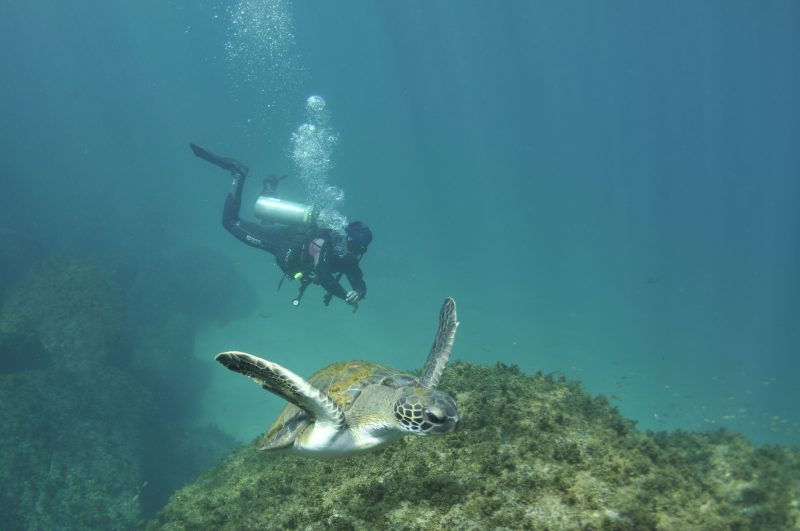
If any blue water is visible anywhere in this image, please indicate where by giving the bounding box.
[1,0,799,515]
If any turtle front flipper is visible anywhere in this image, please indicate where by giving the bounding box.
[419,298,458,389]
[216,351,345,432]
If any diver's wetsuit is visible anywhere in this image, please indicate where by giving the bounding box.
[221,175,366,302]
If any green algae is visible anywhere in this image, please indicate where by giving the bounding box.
[0,256,237,530]
[0,258,124,371]
[0,258,146,529]
[150,362,800,530]
[0,366,155,530]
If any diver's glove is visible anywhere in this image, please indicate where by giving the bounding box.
[261,174,288,197]
[346,291,360,303]
[346,290,360,313]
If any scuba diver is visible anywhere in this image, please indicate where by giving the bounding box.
[189,143,372,312]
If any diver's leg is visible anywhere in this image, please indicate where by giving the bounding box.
[222,175,289,258]
[222,174,245,230]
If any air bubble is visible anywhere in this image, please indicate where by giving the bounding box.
[290,96,347,237]
[306,95,326,113]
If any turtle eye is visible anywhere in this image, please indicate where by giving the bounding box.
[425,408,444,424]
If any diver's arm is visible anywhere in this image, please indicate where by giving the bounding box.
[315,246,349,300]
[344,261,366,299]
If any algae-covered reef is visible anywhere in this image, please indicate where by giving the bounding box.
[151,362,800,530]
[0,258,124,371]
[0,257,237,530]
[0,259,149,530]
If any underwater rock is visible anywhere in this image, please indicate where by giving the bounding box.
[0,321,49,373]
[167,247,259,326]
[139,423,239,519]
[0,227,46,302]
[128,247,259,330]
[122,302,200,416]
[150,362,800,530]
[0,366,156,531]
[0,256,240,528]
[0,258,123,372]
[123,247,257,416]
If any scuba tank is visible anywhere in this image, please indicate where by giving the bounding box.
[254,196,316,226]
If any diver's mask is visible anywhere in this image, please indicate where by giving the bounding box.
[345,221,373,256]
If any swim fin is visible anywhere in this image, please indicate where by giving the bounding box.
[189,143,249,178]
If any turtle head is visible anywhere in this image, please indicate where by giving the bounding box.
[393,387,459,435]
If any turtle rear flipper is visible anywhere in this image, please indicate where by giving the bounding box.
[216,352,345,432]
[419,298,458,388]
[258,413,311,452]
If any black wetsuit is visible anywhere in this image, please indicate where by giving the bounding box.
[221,175,366,302]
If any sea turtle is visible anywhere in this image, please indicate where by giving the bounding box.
[216,297,460,456]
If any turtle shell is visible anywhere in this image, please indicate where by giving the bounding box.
[261,360,417,446]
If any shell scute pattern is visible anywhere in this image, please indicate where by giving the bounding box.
[308,361,416,409]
